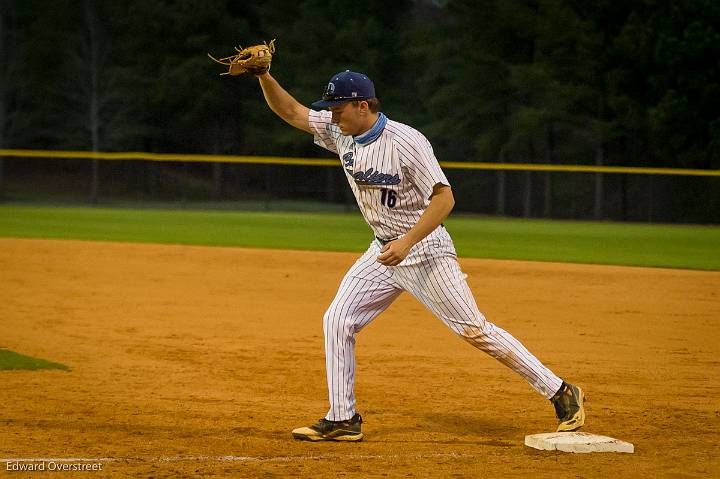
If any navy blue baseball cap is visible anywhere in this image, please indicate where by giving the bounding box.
[311,70,376,109]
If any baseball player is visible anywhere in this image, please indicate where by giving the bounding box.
[254,69,586,442]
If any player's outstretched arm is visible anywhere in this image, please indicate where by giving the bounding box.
[257,72,312,134]
[377,184,455,266]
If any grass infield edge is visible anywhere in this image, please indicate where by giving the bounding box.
[0,349,70,371]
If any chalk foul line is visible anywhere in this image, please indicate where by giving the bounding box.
[2,452,468,464]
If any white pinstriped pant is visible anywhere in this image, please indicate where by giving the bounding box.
[323,227,563,421]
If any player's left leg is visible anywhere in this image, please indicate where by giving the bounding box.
[292,243,403,441]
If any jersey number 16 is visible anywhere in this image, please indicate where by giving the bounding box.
[380,188,397,208]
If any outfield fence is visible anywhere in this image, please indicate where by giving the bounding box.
[1,149,719,223]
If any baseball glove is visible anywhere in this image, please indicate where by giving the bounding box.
[207,39,276,76]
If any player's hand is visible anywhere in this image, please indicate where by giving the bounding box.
[377,238,413,266]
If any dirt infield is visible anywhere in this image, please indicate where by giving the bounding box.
[1,238,719,478]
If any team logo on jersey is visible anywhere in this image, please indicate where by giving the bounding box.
[353,168,401,186]
[342,152,354,170]
[342,152,399,186]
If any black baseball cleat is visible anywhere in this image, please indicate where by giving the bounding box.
[292,413,363,442]
[551,382,586,432]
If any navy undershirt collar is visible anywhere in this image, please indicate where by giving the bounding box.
[353,113,387,146]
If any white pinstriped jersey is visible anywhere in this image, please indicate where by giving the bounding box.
[305,110,564,423]
[308,109,449,240]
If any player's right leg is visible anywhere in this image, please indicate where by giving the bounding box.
[394,248,585,431]
[292,243,402,441]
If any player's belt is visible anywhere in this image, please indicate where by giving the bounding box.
[375,236,398,245]
[375,225,445,246]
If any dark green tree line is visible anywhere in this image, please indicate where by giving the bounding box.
[2,0,718,219]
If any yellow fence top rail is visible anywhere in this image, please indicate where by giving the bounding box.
[2,149,719,177]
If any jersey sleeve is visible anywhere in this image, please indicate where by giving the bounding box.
[308,109,339,154]
[399,131,450,197]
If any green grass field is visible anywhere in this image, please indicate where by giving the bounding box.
[0,349,69,371]
[0,205,718,270]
